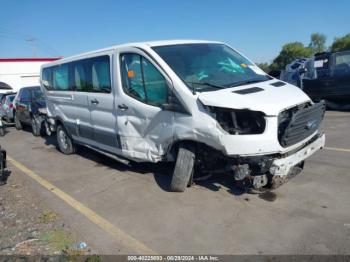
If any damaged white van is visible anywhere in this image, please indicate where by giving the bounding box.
[40,40,325,192]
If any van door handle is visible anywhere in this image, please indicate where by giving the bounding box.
[91,99,99,104]
[118,104,128,110]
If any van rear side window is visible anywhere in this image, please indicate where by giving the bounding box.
[53,64,70,91]
[42,68,52,90]
[42,55,111,93]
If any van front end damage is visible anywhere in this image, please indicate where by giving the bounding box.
[190,100,326,192]
[195,132,325,192]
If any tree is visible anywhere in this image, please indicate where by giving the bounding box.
[331,33,350,52]
[309,33,327,53]
[270,42,313,70]
[256,62,270,73]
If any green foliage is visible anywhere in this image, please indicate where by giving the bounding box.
[331,34,350,52]
[255,62,270,73]
[40,229,73,251]
[309,33,327,53]
[254,32,350,71]
[270,42,313,70]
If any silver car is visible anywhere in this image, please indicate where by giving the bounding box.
[0,93,16,122]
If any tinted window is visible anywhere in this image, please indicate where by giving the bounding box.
[120,54,168,105]
[42,68,52,90]
[7,95,15,102]
[72,56,111,93]
[72,61,89,92]
[53,64,70,90]
[32,87,44,100]
[20,88,31,101]
[91,56,111,93]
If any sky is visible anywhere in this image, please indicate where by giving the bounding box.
[0,0,349,63]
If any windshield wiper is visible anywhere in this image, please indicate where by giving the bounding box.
[186,81,226,93]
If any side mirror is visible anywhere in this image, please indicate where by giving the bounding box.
[161,91,189,114]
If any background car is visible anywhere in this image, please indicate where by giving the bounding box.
[302,51,350,109]
[0,93,16,122]
[281,51,350,110]
[13,86,46,136]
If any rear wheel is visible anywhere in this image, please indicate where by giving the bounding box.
[170,143,196,192]
[14,112,22,130]
[31,116,41,137]
[56,125,76,155]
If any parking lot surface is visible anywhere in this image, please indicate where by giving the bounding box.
[1,111,350,254]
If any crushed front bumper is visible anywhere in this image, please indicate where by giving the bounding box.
[270,132,325,177]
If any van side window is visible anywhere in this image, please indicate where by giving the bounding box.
[71,56,111,93]
[72,62,89,92]
[91,56,111,93]
[42,68,52,90]
[53,64,70,91]
[120,53,168,106]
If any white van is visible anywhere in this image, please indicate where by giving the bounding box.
[40,40,325,192]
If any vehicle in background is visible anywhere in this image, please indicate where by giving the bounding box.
[0,118,5,136]
[280,58,316,88]
[41,40,325,193]
[280,51,350,109]
[0,93,16,122]
[302,51,350,109]
[13,86,46,136]
[0,146,7,183]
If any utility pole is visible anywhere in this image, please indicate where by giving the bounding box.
[26,38,37,57]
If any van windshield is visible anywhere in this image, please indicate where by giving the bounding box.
[152,43,270,92]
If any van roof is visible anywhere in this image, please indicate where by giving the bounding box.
[42,39,223,67]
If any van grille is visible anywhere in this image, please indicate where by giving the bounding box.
[278,101,325,147]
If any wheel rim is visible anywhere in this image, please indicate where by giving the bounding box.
[32,118,37,130]
[58,130,68,150]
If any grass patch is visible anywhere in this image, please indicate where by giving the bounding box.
[40,229,73,251]
[39,210,58,223]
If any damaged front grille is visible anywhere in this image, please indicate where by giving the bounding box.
[278,101,325,147]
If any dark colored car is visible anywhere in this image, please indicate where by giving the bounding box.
[302,51,350,109]
[13,86,46,136]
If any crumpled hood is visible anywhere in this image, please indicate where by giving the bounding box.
[198,80,311,115]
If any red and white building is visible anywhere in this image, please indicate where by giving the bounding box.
[0,58,61,94]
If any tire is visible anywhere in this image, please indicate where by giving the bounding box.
[170,143,196,192]
[56,125,76,155]
[0,127,4,137]
[31,116,41,137]
[14,112,22,130]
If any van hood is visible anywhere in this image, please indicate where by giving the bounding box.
[197,80,311,115]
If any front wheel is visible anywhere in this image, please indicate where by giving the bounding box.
[170,143,196,192]
[56,125,76,155]
[14,112,22,130]
[31,116,41,137]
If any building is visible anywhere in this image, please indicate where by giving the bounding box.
[0,58,61,94]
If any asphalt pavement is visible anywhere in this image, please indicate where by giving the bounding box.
[0,111,349,255]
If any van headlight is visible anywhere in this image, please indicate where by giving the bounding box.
[206,106,266,135]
